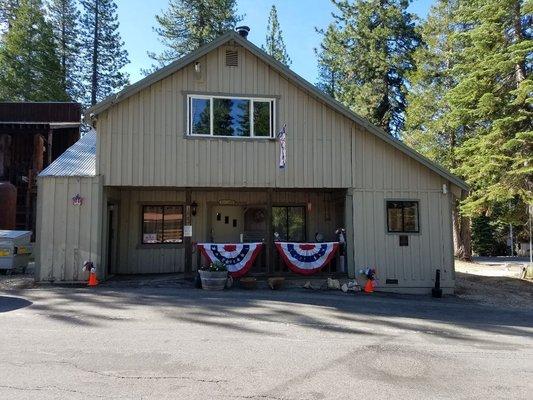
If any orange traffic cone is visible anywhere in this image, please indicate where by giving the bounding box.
[363,279,374,293]
[88,269,99,287]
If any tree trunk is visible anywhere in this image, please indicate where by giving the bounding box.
[452,194,472,261]
[513,0,526,85]
[91,0,99,106]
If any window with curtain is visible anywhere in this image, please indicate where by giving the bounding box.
[142,205,184,244]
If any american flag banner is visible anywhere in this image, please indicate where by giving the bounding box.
[197,243,263,278]
[275,242,340,275]
[277,124,287,168]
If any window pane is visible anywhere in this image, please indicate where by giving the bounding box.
[163,206,183,243]
[272,207,288,241]
[387,202,403,232]
[213,98,250,137]
[143,206,163,243]
[403,202,419,232]
[253,101,270,136]
[191,98,210,135]
[288,207,305,242]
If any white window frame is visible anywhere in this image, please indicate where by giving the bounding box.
[187,94,276,139]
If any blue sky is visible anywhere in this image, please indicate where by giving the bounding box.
[116,0,434,84]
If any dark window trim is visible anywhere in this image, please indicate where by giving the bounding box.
[141,204,185,245]
[272,204,307,242]
[385,200,420,234]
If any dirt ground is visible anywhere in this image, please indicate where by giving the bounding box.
[455,259,533,311]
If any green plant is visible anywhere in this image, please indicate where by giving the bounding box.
[201,260,227,272]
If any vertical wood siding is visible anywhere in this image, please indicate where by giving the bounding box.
[350,188,454,289]
[46,41,453,288]
[35,176,102,282]
[96,45,354,188]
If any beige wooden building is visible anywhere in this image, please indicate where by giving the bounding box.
[35,30,467,293]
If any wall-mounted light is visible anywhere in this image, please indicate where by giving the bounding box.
[442,183,448,195]
[191,201,198,216]
[194,61,201,73]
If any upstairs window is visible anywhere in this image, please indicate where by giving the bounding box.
[386,201,419,233]
[188,95,275,138]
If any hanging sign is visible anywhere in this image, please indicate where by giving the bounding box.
[197,243,263,278]
[275,242,339,275]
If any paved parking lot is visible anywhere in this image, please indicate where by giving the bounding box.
[1,287,532,399]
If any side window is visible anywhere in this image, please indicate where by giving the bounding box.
[386,201,419,233]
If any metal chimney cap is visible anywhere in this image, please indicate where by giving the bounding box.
[235,26,250,38]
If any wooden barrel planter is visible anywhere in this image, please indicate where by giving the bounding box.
[198,270,228,291]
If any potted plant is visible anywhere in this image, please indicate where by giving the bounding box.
[198,261,228,291]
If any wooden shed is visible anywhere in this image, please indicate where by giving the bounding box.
[35,31,467,293]
[0,102,80,232]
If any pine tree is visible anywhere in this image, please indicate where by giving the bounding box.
[450,0,532,219]
[0,0,19,34]
[148,0,241,70]
[262,5,290,66]
[315,24,343,98]
[0,0,67,101]
[80,0,129,105]
[403,0,472,260]
[316,0,420,136]
[47,0,81,100]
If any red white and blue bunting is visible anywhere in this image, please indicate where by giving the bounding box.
[197,243,263,278]
[275,242,339,275]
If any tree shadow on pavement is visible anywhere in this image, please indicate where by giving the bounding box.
[0,296,32,313]
[7,286,533,344]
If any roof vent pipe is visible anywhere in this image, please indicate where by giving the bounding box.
[235,26,250,39]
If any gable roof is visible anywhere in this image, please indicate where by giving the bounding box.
[86,31,468,191]
[39,129,96,177]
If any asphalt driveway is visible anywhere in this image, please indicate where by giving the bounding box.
[0,287,532,399]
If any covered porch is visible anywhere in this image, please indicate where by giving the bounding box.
[103,187,350,279]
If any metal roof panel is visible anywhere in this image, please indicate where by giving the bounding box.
[39,129,96,177]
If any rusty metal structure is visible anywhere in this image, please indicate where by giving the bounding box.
[0,102,80,232]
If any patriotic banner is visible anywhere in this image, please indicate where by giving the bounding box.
[277,123,287,168]
[275,242,339,276]
[197,243,263,278]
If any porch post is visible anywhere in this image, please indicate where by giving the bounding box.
[266,188,273,274]
[185,189,192,273]
[345,189,355,278]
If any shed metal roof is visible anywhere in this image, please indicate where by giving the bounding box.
[39,129,96,177]
[85,31,468,191]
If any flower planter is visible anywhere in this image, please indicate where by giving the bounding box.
[198,269,228,291]
[239,277,257,290]
[268,277,285,290]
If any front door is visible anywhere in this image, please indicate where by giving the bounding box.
[211,205,243,243]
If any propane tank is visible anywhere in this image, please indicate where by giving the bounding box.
[0,181,17,229]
